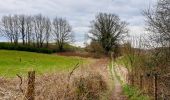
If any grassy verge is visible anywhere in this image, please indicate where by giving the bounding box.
[103,62,115,100]
[123,85,150,100]
[0,50,88,77]
[111,60,150,100]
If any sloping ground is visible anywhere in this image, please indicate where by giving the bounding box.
[0,50,87,77]
[0,58,110,99]
[0,53,130,100]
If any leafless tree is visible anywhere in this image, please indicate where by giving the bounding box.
[89,13,128,54]
[25,16,33,45]
[52,17,73,51]
[44,17,51,47]
[33,14,47,47]
[12,15,20,45]
[143,0,170,66]
[18,15,26,45]
[0,15,14,43]
[143,0,170,48]
[0,14,74,50]
[0,15,20,45]
[144,0,170,99]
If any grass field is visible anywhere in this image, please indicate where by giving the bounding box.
[0,50,87,77]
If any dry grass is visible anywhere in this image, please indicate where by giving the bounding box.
[0,61,108,100]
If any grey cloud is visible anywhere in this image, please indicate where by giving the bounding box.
[0,0,157,46]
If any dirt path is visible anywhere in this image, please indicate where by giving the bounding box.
[89,58,109,78]
[88,58,127,100]
[111,75,125,100]
[110,64,127,100]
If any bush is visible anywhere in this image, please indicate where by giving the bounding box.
[0,43,56,54]
[85,41,105,58]
[73,73,107,100]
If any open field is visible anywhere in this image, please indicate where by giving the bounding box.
[0,54,111,99]
[0,50,88,77]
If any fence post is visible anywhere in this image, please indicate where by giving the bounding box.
[25,71,35,100]
[154,74,158,100]
[140,75,143,89]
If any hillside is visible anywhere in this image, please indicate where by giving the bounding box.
[0,50,87,77]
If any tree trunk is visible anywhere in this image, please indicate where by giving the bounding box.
[59,44,63,52]
[154,74,158,100]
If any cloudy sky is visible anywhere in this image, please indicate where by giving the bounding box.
[0,0,156,46]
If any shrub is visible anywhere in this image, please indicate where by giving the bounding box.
[85,41,105,58]
[73,73,107,100]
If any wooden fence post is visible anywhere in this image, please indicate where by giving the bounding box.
[25,71,35,100]
[154,74,158,100]
[140,75,143,89]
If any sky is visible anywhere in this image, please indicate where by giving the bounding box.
[0,0,156,46]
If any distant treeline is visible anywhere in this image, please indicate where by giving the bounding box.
[0,42,80,54]
[0,14,73,51]
[0,42,56,54]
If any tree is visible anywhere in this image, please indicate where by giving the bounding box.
[33,14,46,47]
[89,13,128,54]
[25,16,33,45]
[44,17,51,47]
[143,0,170,48]
[12,15,20,45]
[0,15,14,43]
[0,15,20,45]
[18,15,26,45]
[144,0,170,64]
[52,17,73,51]
[144,1,170,98]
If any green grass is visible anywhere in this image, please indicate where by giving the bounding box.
[111,59,150,100]
[115,54,142,71]
[0,50,87,77]
[123,85,150,100]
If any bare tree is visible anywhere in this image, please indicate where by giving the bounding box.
[0,15,20,45]
[143,0,170,48]
[0,15,13,43]
[25,16,33,45]
[52,17,72,51]
[44,17,51,47]
[12,15,20,45]
[143,0,170,65]
[0,14,74,51]
[144,0,170,99]
[33,14,46,47]
[89,13,128,54]
[18,15,26,45]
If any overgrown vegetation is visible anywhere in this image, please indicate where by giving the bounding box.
[73,73,107,100]
[0,62,108,100]
[113,55,151,100]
